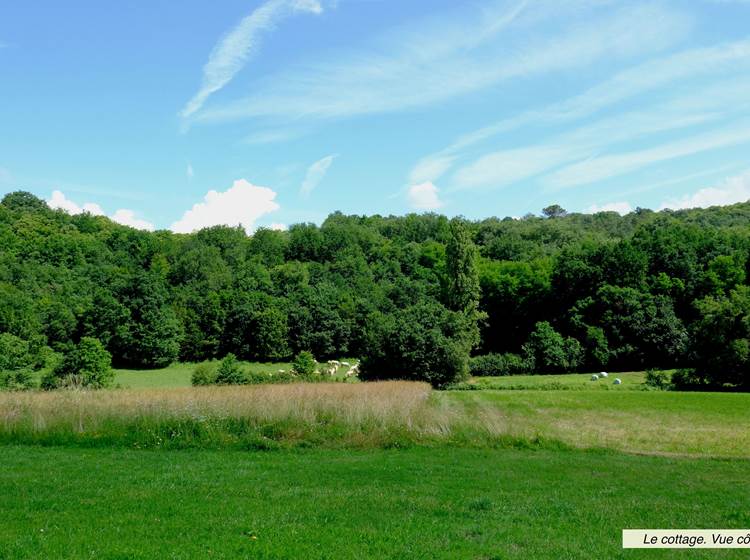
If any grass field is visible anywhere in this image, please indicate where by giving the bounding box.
[112,359,358,388]
[1,445,748,559]
[452,390,750,458]
[464,371,647,390]
[113,361,295,388]
[3,370,749,558]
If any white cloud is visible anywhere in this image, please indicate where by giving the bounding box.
[586,201,633,215]
[270,222,288,231]
[660,170,750,210]
[181,0,323,119]
[410,37,750,185]
[447,76,750,192]
[195,2,689,125]
[48,190,84,214]
[47,190,153,230]
[186,163,194,180]
[171,178,280,234]
[300,154,336,197]
[408,154,457,185]
[407,182,444,210]
[243,128,303,145]
[454,145,581,191]
[111,209,155,231]
[544,120,750,190]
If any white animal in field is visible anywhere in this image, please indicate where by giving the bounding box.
[341,361,351,367]
[599,371,608,378]
[590,374,599,381]
[613,378,622,385]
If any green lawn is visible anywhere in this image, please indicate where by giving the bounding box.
[113,361,296,388]
[1,445,748,560]
[112,360,357,388]
[465,371,647,390]
[449,389,750,458]
[4,371,748,558]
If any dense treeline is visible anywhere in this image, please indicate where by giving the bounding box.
[1,191,749,389]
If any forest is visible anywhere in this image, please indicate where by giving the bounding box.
[1,191,749,390]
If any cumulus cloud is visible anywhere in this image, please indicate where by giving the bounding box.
[181,0,323,119]
[586,201,633,215]
[47,190,154,230]
[407,182,444,210]
[111,209,155,230]
[300,154,336,197]
[660,170,750,210]
[171,179,280,234]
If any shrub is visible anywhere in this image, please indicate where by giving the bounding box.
[43,337,112,389]
[671,369,706,390]
[0,333,36,391]
[469,353,528,377]
[245,370,273,385]
[0,368,34,391]
[644,369,671,390]
[214,354,248,385]
[191,362,217,386]
[292,351,317,378]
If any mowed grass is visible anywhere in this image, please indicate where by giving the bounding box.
[449,390,750,458]
[113,361,295,389]
[1,445,748,560]
[466,371,647,390]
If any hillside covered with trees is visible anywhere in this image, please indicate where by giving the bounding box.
[1,191,749,390]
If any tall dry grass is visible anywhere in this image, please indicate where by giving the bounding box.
[0,382,515,449]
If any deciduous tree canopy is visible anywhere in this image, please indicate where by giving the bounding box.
[1,191,749,388]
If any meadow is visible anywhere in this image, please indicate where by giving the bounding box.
[2,445,748,559]
[2,371,749,558]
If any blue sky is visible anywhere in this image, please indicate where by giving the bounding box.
[2,0,750,231]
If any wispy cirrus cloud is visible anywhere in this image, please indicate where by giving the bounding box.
[411,37,750,186]
[194,2,688,126]
[586,170,750,215]
[544,120,750,191]
[181,0,324,120]
[243,128,304,145]
[300,154,337,197]
[447,75,750,192]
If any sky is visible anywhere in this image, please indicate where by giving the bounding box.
[2,0,750,232]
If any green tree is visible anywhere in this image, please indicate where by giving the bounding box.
[44,337,112,389]
[542,204,568,219]
[445,218,480,314]
[522,321,582,373]
[359,302,473,387]
[691,286,750,388]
